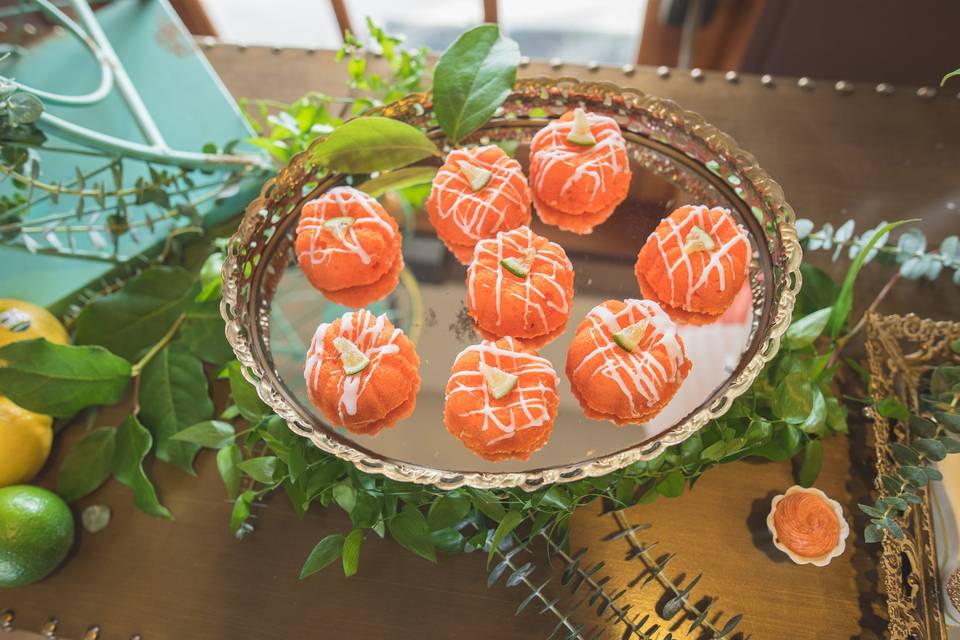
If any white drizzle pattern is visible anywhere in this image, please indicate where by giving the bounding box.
[572,300,687,415]
[447,338,559,445]
[466,226,572,334]
[530,111,629,205]
[647,205,750,309]
[304,309,403,422]
[297,186,397,267]
[428,145,530,241]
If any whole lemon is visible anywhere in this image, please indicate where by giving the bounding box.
[0,485,74,587]
[0,397,53,486]
[0,298,69,348]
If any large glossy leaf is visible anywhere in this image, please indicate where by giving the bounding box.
[784,307,831,350]
[0,339,131,417]
[57,427,116,501]
[114,415,173,520]
[75,266,194,360]
[138,347,213,474]
[772,371,814,424]
[388,505,436,563]
[313,116,439,174]
[433,24,520,143]
[171,420,235,449]
[300,534,345,579]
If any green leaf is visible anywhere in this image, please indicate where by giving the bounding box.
[891,442,921,466]
[784,307,832,349]
[900,465,928,487]
[859,503,884,518]
[171,420,235,449]
[876,396,910,422]
[238,456,280,484]
[539,486,573,510]
[342,529,363,577]
[358,166,438,198]
[909,415,937,438]
[797,439,822,487]
[6,92,44,125]
[388,505,437,563]
[216,444,243,499]
[178,313,233,366]
[226,360,269,422]
[313,116,439,174]
[826,220,914,338]
[487,510,523,565]
[114,415,173,520]
[231,490,255,533]
[772,371,814,424]
[864,523,883,543]
[430,527,465,554]
[936,411,960,433]
[799,387,827,435]
[931,366,960,396]
[300,534,345,579]
[655,469,685,497]
[942,68,960,87]
[433,24,520,143]
[940,436,960,453]
[795,263,839,317]
[471,489,506,522]
[57,427,116,501]
[349,492,380,529]
[138,347,213,473]
[0,339,131,417]
[427,491,471,530]
[75,266,194,361]
[332,482,357,514]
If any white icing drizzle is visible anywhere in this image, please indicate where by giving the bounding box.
[428,145,530,241]
[466,226,572,334]
[447,338,559,445]
[304,309,403,421]
[296,186,396,267]
[572,300,686,414]
[647,205,750,309]
[529,111,628,202]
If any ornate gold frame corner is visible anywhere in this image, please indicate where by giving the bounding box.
[866,312,960,639]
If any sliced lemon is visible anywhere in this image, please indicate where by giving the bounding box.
[332,336,370,375]
[566,108,596,147]
[323,216,354,243]
[479,363,518,400]
[457,160,492,191]
[683,225,716,254]
[612,319,649,353]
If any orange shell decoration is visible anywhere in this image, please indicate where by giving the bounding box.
[466,226,574,349]
[529,110,632,234]
[635,205,750,324]
[304,309,420,435]
[426,145,532,264]
[566,299,691,425]
[444,337,559,461]
[295,186,403,308]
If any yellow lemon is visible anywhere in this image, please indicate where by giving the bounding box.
[0,397,53,487]
[0,298,69,348]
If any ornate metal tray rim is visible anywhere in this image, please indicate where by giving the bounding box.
[220,77,803,490]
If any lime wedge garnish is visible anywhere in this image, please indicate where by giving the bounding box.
[612,319,649,353]
[683,225,716,254]
[323,216,354,243]
[457,160,492,191]
[333,336,370,375]
[566,108,596,147]
[500,257,529,278]
[479,363,518,400]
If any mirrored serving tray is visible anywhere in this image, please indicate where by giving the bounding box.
[222,78,801,490]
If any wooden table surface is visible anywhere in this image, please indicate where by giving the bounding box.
[4,47,959,640]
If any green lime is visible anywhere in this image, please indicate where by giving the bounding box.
[0,485,75,587]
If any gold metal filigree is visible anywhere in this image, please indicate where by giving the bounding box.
[866,312,960,639]
[220,77,803,490]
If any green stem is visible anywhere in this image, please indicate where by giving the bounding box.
[130,314,184,377]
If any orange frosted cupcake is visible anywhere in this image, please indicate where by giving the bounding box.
[466,226,574,349]
[635,205,750,324]
[296,186,403,307]
[529,108,632,234]
[444,337,559,461]
[426,145,532,264]
[766,486,849,566]
[304,309,420,435]
[566,299,691,425]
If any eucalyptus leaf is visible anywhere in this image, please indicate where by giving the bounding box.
[864,523,883,543]
[433,24,520,143]
[388,505,437,563]
[313,116,439,174]
[216,444,243,499]
[57,427,116,501]
[171,420,235,449]
[114,415,173,520]
[900,465,928,487]
[784,307,831,349]
[300,534,345,579]
[358,166,438,198]
[891,442,920,466]
[935,411,960,434]
[75,266,194,361]
[0,339,131,417]
[342,529,364,577]
[138,347,213,474]
[909,415,937,438]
